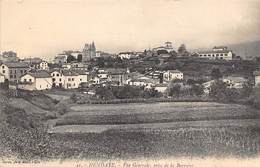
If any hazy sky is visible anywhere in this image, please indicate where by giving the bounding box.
[1,0,260,60]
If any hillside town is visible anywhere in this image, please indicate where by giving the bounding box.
[0,41,260,101]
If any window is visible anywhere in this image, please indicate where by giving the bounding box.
[52,78,56,82]
[24,70,27,73]
[20,70,23,73]
[52,74,55,76]
[59,78,62,82]
[29,79,32,82]
[2,66,4,69]
[14,70,16,74]
[2,70,5,73]
[80,79,82,81]
[10,70,12,74]
[24,79,27,82]
[56,74,59,77]
[216,54,219,56]
[68,78,71,81]
[14,75,16,78]
[10,75,13,78]
[72,78,74,81]
[225,54,228,56]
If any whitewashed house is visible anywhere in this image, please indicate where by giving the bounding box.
[39,61,49,70]
[54,54,67,64]
[254,71,260,87]
[129,76,158,89]
[76,70,88,83]
[31,61,49,70]
[163,70,183,81]
[50,69,88,89]
[202,80,216,94]
[154,83,168,93]
[0,73,5,83]
[222,76,247,89]
[118,52,139,59]
[50,70,64,88]
[62,71,86,89]
[0,62,30,83]
[19,71,52,90]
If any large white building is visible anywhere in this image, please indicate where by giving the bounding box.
[19,71,52,90]
[197,46,233,61]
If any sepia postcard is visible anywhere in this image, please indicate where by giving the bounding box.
[0,0,260,166]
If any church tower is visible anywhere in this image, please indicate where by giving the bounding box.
[82,41,96,62]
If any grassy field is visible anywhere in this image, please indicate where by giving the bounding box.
[54,102,260,126]
[45,102,260,158]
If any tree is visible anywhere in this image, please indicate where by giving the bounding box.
[239,81,253,98]
[170,50,178,57]
[191,84,204,96]
[77,54,83,62]
[209,80,227,101]
[142,88,162,98]
[209,80,239,102]
[211,68,222,79]
[157,49,168,55]
[177,44,189,56]
[167,81,181,97]
[66,55,76,63]
[178,44,187,54]
[95,57,105,68]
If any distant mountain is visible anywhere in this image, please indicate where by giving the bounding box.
[227,40,260,59]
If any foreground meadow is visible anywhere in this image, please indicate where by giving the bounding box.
[54,102,259,127]
[43,102,260,159]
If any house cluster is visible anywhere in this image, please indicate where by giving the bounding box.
[0,60,90,90]
[1,41,260,93]
[0,57,187,93]
[202,76,249,94]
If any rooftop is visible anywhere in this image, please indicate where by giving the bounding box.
[62,70,79,76]
[197,50,232,54]
[3,62,29,68]
[25,71,51,78]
